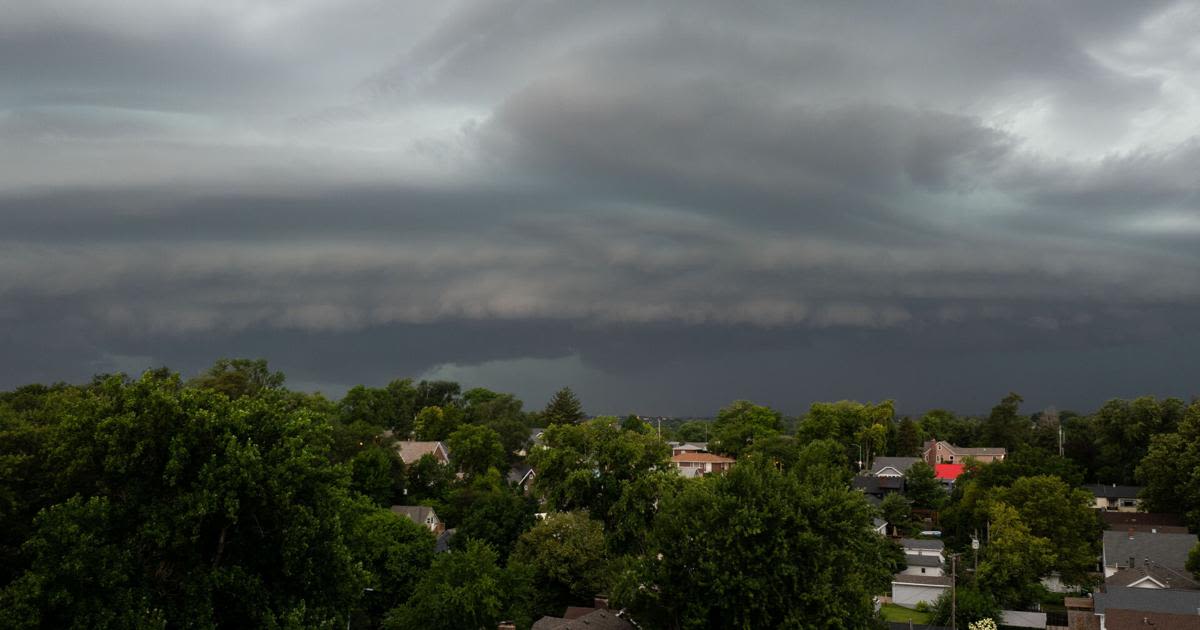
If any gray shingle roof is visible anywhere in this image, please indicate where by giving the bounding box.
[1085,483,1143,499]
[905,553,942,567]
[390,505,437,525]
[1106,564,1200,590]
[871,457,920,476]
[1103,530,1198,569]
[1093,587,1200,615]
[531,609,634,630]
[899,538,945,551]
[891,573,954,587]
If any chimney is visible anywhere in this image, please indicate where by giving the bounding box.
[594,595,610,610]
[498,622,517,630]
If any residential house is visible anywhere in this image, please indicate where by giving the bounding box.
[899,553,945,578]
[1105,565,1200,591]
[1086,484,1144,512]
[508,464,535,489]
[390,505,444,535]
[922,440,1006,466]
[852,475,886,500]
[671,452,735,477]
[395,440,450,465]
[1101,529,1199,578]
[899,538,946,563]
[668,441,709,457]
[530,597,634,630]
[1092,588,1200,630]
[517,428,547,457]
[869,456,921,493]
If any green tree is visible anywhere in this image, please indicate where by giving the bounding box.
[981,392,1028,452]
[414,405,463,441]
[448,478,537,562]
[929,585,1000,629]
[976,502,1055,608]
[447,424,507,479]
[542,387,585,425]
[405,453,456,503]
[614,455,898,629]
[904,460,945,509]
[510,511,609,616]
[896,417,923,457]
[673,420,710,443]
[1095,396,1185,484]
[349,444,406,506]
[527,419,670,537]
[992,475,1099,586]
[709,400,783,457]
[187,357,285,399]
[797,400,894,466]
[0,372,372,627]
[879,493,913,536]
[382,540,511,630]
[344,499,436,625]
[1137,401,1200,531]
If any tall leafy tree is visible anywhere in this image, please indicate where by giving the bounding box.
[904,460,945,509]
[1137,401,1200,531]
[895,416,923,457]
[976,502,1055,608]
[615,455,898,629]
[527,418,670,535]
[542,387,585,425]
[992,475,1099,586]
[446,424,507,479]
[0,372,374,627]
[187,358,285,399]
[510,511,609,616]
[382,540,514,630]
[981,392,1028,452]
[709,400,783,457]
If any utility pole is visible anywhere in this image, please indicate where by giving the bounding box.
[1058,424,1064,457]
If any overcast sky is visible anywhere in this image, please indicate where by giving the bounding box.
[2,1,1199,416]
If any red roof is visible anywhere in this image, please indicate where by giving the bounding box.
[935,464,964,480]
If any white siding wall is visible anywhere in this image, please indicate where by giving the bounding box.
[891,583,949,608]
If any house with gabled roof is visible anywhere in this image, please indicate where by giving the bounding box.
[1105,564,1200,591]
[1102,529,1198,577]
[1085,484,1143,512]
[922,440,1005,466]
[395,440,450,465]
[390,505,444,535]
[672,452,734,477]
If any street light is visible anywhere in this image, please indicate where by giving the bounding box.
[846,443,863,471]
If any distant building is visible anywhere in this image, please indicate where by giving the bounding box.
[1085,484,1143,512]
[395,440,450,465]
[922,440,1006,466]
[390,505,444,535]
[668,442,709,457]
[671,452,734,477]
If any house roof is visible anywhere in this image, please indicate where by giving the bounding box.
[529,428,546,444]
[899,538,945,551]
[871,457,921,477]
[891,574,954,587]
[852,476,884,494]
[668,442,708,452]
[395,440,448,464]
[934,463,964,480]
[531,609,634,630]
[390,505,438,524]
[671,452,734,464]
[1093,588,1200,615]
[905,553,943,567]
[948,444,1006,457]
[1103,530,1198,569]
[508,464,535,485]
[1085,484,1143,499]
[1102,608,1200,630]
[1106,565,1200,590]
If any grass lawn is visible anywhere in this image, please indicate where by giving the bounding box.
[880,603,932,624]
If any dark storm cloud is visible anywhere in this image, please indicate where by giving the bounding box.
[1,1,1199,413]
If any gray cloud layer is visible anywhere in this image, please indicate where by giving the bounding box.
[2,1,1198,413]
